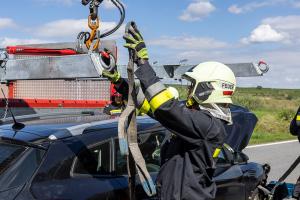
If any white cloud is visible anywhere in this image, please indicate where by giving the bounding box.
[262,15,300,32]
[293,1,300,8]
[242,15,300,44]
[179,0,216,22]
[102,0,116,9]
[163,47,300,89]
[228,0,297,14]
[35,19,87,38]
[0,18,16,30]
[34,19,124,39]
[286,77,300,83]
[228,5,243,14]
[228,1,273,14]
[34,0,78,6]
[0,37,50,48]
[145,31,300,88]
[149,36,228,50]
[241,24,286,44]
[34,0,121,8]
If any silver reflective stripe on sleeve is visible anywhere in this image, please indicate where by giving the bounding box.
[145,81,166,100]
[136,84,146,107]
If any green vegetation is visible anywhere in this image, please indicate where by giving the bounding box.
[233,88,299,144]
[171,85,300,144]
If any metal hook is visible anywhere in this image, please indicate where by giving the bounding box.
[85,15,100,51]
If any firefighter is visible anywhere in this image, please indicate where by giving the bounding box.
[290,106,300,140]
[291,107,300,199]
[103,25,236,199]
[103,85,123,116]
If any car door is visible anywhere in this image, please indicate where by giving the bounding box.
[30,131,128,200]
[214,146,246,200]
[69,138,124,200]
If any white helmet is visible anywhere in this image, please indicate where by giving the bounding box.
[182,61,236,105]
[167,87,179,99]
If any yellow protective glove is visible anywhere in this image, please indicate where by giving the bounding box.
[102,69,121,83]
[123,22,149,62]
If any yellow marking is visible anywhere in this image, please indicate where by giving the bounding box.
[213,148,221,158]
[139,99,151,115]
[149,90,173,112]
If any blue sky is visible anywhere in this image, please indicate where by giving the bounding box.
[0,0,300,88]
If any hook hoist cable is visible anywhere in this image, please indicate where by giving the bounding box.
[78,0,125,52]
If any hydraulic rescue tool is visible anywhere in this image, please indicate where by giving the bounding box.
[118,22,156,198]
[257,156,300,199]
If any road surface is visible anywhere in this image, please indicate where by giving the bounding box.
[244,140,300,183]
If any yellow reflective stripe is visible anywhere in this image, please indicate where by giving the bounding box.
[297,115,300,121]
[110,109,122,114]
[213,148,221,158]
[139,99,151,114]
[149,90,173,112]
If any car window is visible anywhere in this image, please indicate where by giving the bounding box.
[73,141,111,176]
[0,143,27,175]
[115,131,167,175]
[0,145,45,192]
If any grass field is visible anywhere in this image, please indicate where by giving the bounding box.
[172,85,300,144]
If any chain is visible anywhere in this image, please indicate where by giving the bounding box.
[0,51,8,68]
[2,97,8,121]
[0,51,8,83]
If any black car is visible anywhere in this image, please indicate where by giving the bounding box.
[0,106,267,200]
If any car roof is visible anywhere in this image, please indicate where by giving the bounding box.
[0,114,161,144]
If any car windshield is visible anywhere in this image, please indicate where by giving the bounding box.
[0,143,26,175]
[0,141,45,192]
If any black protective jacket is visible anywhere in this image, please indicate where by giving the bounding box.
[290,107,300,141]
[115,62,227,200]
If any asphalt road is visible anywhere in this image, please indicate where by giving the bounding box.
[244,140,300,184]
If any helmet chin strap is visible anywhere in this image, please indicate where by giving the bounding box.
[199,103,232,125]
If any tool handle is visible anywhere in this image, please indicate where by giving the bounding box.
[6,46,77,56]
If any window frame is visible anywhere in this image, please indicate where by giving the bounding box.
[0,144,45,192]
[0,143,29,175]
[70,138,115,178]
[113,128,167,176]
[70,127,167,178]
